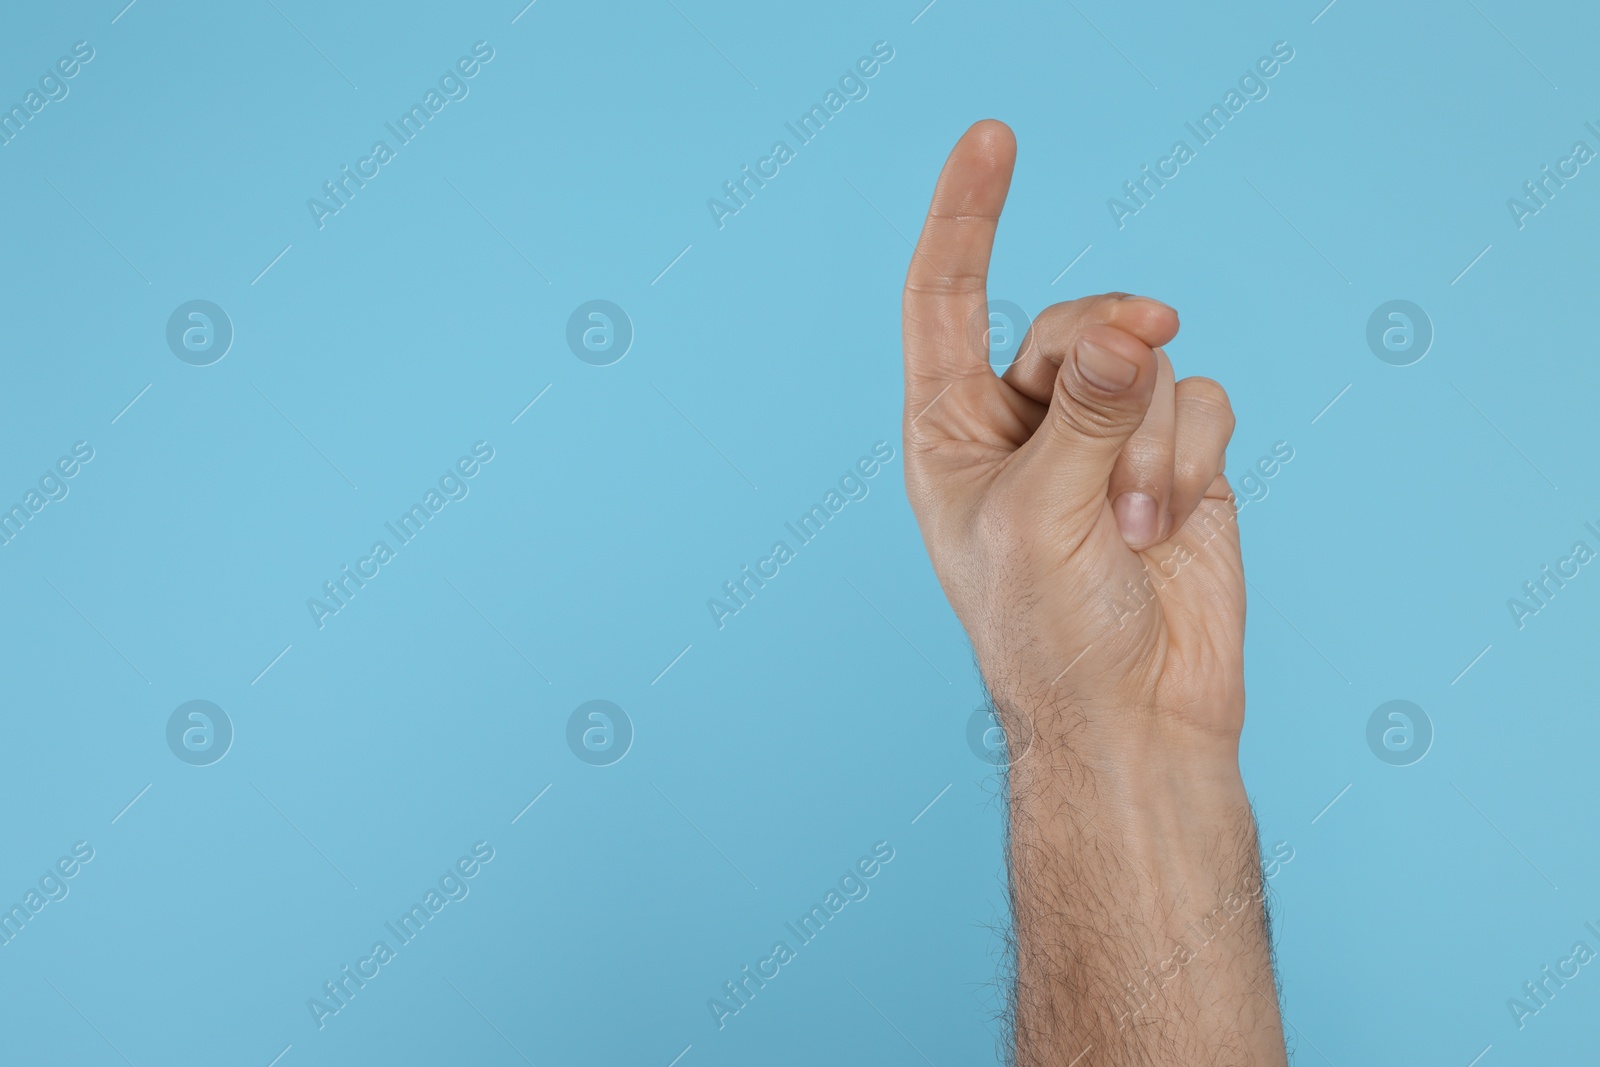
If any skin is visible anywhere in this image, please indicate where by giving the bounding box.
[902,120,1287,1065]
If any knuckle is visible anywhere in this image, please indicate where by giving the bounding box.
[1050,385,1127,440]
[1016,296,1133,372]
[1183,377,1236,431]
[1052,360,1137,438]
[1032,293,1120,331]
[903,270,987,297]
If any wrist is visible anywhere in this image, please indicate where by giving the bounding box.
[999,691,1245,806]
[1003,704,1256,933]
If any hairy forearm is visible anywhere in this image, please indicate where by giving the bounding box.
[1004,720,1286,1067]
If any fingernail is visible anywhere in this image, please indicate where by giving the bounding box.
[1114,492,1159,546]
[1077,339,1139,392]
[1113,292,1177,313]
[1118,294,1174,312]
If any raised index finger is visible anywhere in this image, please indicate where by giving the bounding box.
[902,119,1017,418]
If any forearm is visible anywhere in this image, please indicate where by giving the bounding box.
[1005,719,1286,1067]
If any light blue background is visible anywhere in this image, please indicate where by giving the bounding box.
[1,0,1595,1064]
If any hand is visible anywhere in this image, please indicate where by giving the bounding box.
[903,120,1285,1066]
[901,119,1245,759]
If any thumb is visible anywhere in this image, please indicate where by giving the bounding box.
[1025,322,1159,521]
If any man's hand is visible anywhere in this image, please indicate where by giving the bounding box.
[903,120,1286,1065]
